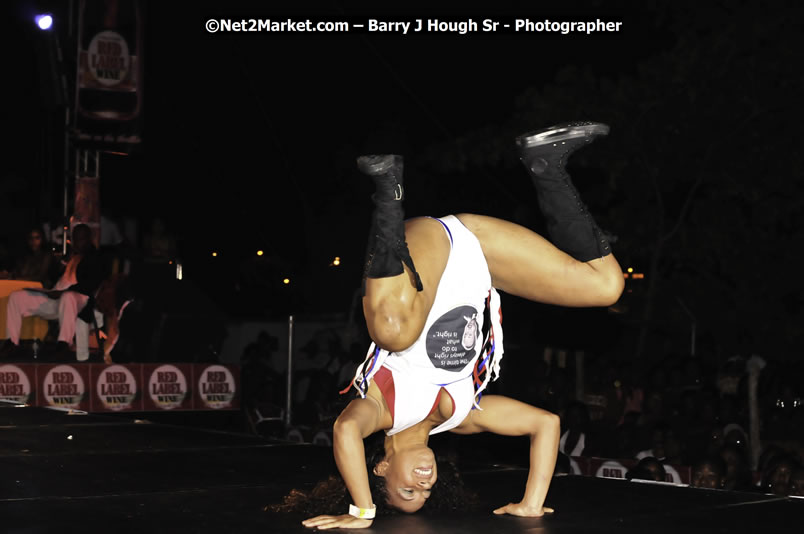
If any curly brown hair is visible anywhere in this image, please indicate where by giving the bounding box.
[268,435,478,516]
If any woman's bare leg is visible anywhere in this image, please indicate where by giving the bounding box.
[456,214,623,306]
[358,155,450,353]
[458,122,625,307]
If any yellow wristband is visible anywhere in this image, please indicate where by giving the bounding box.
[348,503,376,519]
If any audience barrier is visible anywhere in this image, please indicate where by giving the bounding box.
[0,362,239,412]
[570,456,691,485]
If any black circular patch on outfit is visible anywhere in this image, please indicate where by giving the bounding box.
[425,305,478,372]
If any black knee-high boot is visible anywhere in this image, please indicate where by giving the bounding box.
[516,121,613,262]
[358,155,423,292]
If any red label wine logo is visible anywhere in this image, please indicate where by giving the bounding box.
[88,31,131,87]
[96,365,137,411]
[198,365,235,409]
[0,365,32,404]
[148,365,188,410]
[43,365,86,409]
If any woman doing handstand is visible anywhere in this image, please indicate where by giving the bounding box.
[301,122,625,530]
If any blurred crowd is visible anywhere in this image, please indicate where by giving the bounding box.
[0,215,175,361]
[0,215,177,287]
[510,350,804,497]
[241,334,804,498]
[240,328,365,438]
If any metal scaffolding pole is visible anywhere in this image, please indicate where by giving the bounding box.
[286,315,294,428]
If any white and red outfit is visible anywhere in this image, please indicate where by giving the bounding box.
[346,215,504,435]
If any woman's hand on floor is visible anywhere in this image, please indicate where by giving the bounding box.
[302,514,373,530]
[493,502,554,517]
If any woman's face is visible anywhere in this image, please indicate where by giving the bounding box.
[375,445,437,513]
[691,463,723,489]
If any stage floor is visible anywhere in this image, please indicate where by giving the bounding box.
[1,402,801,533]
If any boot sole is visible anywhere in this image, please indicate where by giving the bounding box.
[357,155,401,176]
[516,122,610,149]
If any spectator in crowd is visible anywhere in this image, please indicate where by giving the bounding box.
[143,217,176,260]
[12,227,58,287]
[690,456,727,490]
[788,467,804,497]
[626,457,666,482]
[758,445,786,477]
[0,224,107,359]
[761,455,799,496]
[636,422,670,461]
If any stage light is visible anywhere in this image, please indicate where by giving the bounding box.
[283,278,290,285]
[257,250,264,256]
[332,256,341,266]
[212,252,217,257]
[627,267,634,273]
[35,14,53,30]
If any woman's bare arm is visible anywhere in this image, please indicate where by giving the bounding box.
[302,396,384,530]
[334,398,384,508]
[452,395,560,516]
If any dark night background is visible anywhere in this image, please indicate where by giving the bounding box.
[1,0,803,365]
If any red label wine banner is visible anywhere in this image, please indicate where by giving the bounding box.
[74,0,144,149]
[0,363,239,412]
